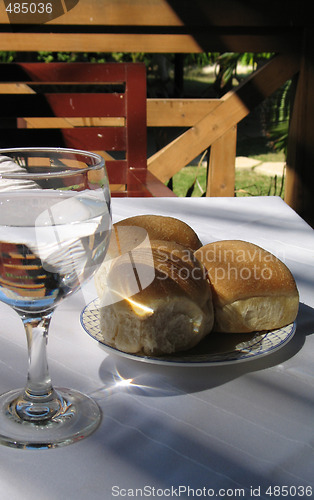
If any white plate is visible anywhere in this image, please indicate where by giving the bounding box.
[80,298,296,366]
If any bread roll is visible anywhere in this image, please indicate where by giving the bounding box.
[95,215,202,297]
[194,240,299,333]
[97,240,214,355]
[114,214,202,250]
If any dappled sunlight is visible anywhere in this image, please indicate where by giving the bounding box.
[94,359,183,399]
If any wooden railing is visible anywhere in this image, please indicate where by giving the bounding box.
[0,0,313,223]
[147,54,300,196]
[7,53,299,197]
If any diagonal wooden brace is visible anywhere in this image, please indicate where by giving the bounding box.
[148,53,300,185]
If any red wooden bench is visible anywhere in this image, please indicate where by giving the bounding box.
[0,62,175,197]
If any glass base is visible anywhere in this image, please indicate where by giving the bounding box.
[0,387,102,449]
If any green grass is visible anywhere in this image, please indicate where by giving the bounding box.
[249,152,285,163]
[170,166,285,198]
[171,166,207,197]
[235,169,285,197]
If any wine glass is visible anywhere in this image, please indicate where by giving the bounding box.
[0,147,111,449]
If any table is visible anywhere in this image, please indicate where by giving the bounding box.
[0,196,313,500]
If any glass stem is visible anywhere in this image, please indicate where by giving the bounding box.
[11,311,64,423]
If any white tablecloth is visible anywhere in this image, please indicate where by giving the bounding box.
[0,196,313,500]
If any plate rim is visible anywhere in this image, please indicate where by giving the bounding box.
[80,298,296,367]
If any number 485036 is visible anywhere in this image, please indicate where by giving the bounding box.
[5,3,53,14]
[265,485,313,497]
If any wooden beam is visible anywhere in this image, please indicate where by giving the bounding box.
[0,30,302,54]
[17,99,220,128]
[0,33,202,53]
[147,99,219,127]
[0,1,304,54]
[206,126,237,197]
[0,0,308,27]
[0,0,183,26]
[0,83,35,94]
[23,117,124,128]
[0,67,218,126]
[148,53,300,183]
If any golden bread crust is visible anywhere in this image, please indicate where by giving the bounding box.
[195,240,299,332]
[114,214,202,250]
[195,240,298,306]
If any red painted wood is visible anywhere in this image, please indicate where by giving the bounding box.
[125,63,147,171]
[0,63,128,83]
[0,128,126,151]
[0,62,174,197]
[46,94,126,117]
[0,94,126,118]
[105,161,127,183]
[62,127,126,150]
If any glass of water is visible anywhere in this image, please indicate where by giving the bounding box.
[0,148,111,449]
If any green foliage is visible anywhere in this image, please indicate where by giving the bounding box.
[268,122,290,155]
[37,51,99,63]
[184,53,220,67]
[213,52,275,93]
[37,51,56,63]
[237,52,274,68]
[262,80,292,155]
[0,51,16,62]
[35,51,153,65]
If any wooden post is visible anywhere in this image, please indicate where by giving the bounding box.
[285,29,314,227]
[206,126,237,197]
